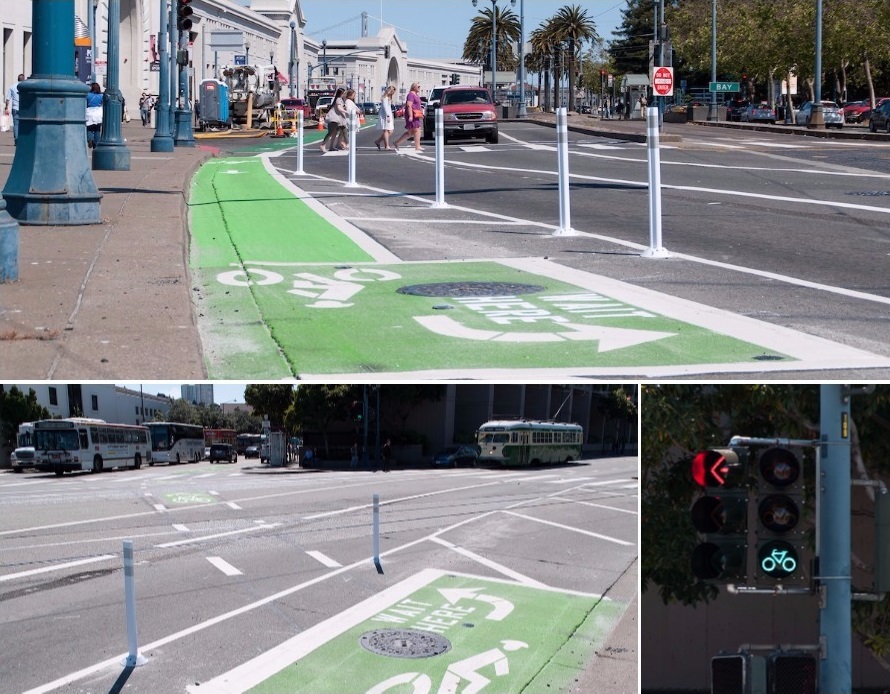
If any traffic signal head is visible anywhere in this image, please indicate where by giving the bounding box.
[384,46,390,60]
[351,400,363,422]
[754,446,806,582]
[689,446,750,583]
[177,0,194,32]
[691,447,748,489]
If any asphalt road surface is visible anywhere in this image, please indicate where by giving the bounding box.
[0,454,637,693]
[270,121,890,378]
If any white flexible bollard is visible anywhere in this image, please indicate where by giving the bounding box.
[121,540,148,667]
[373,494,382,573]
[642,106,670,258]
[432,108,447,208]
[347,109,358,187]
[553,107,578,236]
[295,110,305,175]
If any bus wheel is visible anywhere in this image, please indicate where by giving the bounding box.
[93,455,104,473]
[134,454,142,470]
[565,457,573,464]
[148,461,154,467]
[54,469,64,477]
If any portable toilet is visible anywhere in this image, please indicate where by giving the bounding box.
[198,79,229,125]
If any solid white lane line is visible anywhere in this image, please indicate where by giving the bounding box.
[226,502,242,510]
[206,556,243,577]
[502,510,635,547]
[172,524,190,532]
[0,554,116,582]
[306,550,342,568]
[552,496,638,515]
[155,524,278,548]
[153,504,168,513]
[428,536,547,588]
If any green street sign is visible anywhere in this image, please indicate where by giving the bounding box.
[709,82,740,93]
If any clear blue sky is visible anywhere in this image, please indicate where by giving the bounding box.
[295,1,626,60]
[117,383,248,404]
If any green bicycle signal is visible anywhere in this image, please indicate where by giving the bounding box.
[758,540,798,578]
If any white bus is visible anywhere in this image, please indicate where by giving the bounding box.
[145,422,205,465]
[33,418,151,475]
[476,419,584,467]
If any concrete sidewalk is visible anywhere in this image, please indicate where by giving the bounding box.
[1,121,212,378]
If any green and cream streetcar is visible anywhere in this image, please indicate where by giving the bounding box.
[476,419,583,467]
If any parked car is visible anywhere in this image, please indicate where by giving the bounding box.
[432,445,479,468]
[725,99,750,122]
[361,102,379,115]
[209,443,236,464]
[842,99,871,123]
[863,97,890,123]
[279,97,311,120]
[11,446,36,472]
[436,85,498,144]
[795,101,843,128]
[314,95,334,121]
[740,102,776,124]
[244,445,260,459]
[869,100,890,132]
[423,86,448,139]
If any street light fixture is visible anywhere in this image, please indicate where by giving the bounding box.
[472,0,515,102]
[322,39,327,76]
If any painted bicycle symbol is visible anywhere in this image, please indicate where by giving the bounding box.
[366,640,528,694]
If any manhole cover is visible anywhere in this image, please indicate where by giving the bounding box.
[396,282,545,298]
[359,629,452,659]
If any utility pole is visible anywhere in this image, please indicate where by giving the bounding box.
[818,384,852,694]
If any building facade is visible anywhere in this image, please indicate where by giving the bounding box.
[1,1,479,121]
[0,383,172,425]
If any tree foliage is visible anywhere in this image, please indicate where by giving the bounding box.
[642,384,890,670]
[462,5,521,71]
[159,400,262,433]
[0,387,50,449]
[244,384,297,427]
[666,0,890,102]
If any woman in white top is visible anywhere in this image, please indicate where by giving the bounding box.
[320,87,347,153]
[337,89,359,150]
[374,85,396,150]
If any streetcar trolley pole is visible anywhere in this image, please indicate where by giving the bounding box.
[552,107,578,236]
[121,540,148,667]
[641,107,669,258]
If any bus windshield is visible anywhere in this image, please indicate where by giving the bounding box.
[148,426,172,450]
[480,433,510,444]
[35,429,80,451]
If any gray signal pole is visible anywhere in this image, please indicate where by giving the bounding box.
[819,384,852,694]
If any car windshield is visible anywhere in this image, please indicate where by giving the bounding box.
[438,446,460,455]
[444,90,491,105]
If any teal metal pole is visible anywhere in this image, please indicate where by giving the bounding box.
[151,0,174,152]
[93,0,131,170]
[819,384,852,694]
[2,0,101,224]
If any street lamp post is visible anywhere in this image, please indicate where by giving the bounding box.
[517,0,526,117]
[810,0,824,128]
[322,40,327,76]
[288,20,296,98]
[472,0,515,103]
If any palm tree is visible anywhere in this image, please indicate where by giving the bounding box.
[463,5,521,95]
[530,23,558,111]
[543,5,598,112]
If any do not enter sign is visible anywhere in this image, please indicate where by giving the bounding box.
[652,66,674,97]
